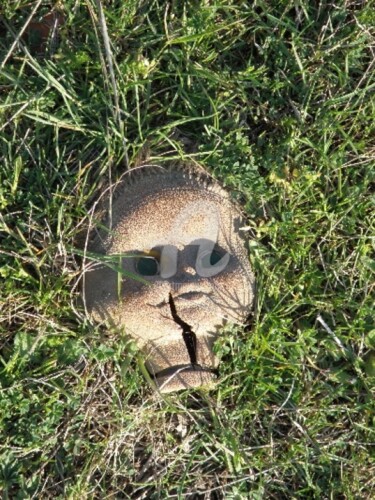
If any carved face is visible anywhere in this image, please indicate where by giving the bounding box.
[83,166,254,392]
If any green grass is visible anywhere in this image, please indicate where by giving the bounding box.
[1,0,374,497]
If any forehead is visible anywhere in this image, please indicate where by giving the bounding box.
[108,188,239,251]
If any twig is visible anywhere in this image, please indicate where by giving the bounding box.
[316,314,349,358]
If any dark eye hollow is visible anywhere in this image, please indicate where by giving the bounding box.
[200,249,223,268]
[136,256,159,276]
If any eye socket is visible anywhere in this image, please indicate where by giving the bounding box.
[136,256,160,276]
[196,246,230,278]
[199,249,223,269]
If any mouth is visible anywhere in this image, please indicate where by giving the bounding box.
[154,365,217,393]
[155,291,210,309]
[173,292,210,312]
[175,291,207,303]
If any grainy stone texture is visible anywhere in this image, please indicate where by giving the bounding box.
[82,162,255,392]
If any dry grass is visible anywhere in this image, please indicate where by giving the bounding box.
[1,0,374,498]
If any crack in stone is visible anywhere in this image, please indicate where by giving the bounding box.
[168,292,197,365]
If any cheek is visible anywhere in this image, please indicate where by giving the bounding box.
[113,278,178,341]
[207,268,252,320]
[120,277,162,304]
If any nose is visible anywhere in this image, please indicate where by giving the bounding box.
[160,245,198,280]
[184,266,196,276]
[172,263,198,283]
[173,248,200,280]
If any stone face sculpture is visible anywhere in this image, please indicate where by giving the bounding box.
[82,161,255,392]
